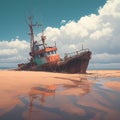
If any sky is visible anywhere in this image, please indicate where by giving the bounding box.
[0,0,120,69]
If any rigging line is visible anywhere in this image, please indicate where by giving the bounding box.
[79,73,83,82]
[90,52,99,80]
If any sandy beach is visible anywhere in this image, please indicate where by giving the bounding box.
[0,70,89,116]
[87,70,120,78]
[87,70,120,91]
[0,70,120,120]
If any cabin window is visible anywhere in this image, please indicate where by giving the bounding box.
[46,52,50,56]
[51,51,54,54]
[45,51,56,56]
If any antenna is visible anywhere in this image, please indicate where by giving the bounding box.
[28,16,42,58]
[41,27,46,49]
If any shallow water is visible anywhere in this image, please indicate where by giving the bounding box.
[0,77,120,120]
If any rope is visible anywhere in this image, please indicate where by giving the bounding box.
[90,52,99,80]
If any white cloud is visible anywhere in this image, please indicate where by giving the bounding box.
[44,0,120,69]
[60,20,66,24]
[98,0,120,18]
[90,27,113,40]
[92,53,120,64]
[0,0,120,69]
[0,49,17,56]
[69,44,76,49]
[0,39,29,68]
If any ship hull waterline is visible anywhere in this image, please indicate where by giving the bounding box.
[17,51,91,74]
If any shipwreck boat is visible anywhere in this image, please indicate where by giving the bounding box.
[18,17,92,73]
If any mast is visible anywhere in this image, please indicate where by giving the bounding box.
[41,29,46,49]
[28,16,41,58]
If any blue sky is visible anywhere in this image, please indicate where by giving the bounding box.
[0,0,106,40]
[0,0,120,69]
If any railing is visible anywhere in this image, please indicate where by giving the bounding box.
[64,48,90,60]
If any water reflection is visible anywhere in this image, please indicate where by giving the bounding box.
[28,78,91,107]
[29,85,56,105]
[27,85,57,120]
[62,77,91,96]
[1,77,120,120]
[24,78,120,120]
[24,78,92,120]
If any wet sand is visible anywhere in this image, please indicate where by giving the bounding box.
[0,70,91,116]
[0,70,120,120]
[87,70,120,91]
[87,70,120,78]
